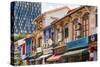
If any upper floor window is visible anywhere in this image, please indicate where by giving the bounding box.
[72,19,82,40]
[64,24,68,38]
[64,24,69,42]
[82,13,89,37]
[95,13,97,27]
[37,37,42,47]
[57,27,62,42]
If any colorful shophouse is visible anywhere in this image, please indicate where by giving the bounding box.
[17,35,35,65]
[47,6,97,63]
[42,6,70,63]
[32,15,44,64]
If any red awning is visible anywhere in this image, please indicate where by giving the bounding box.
[47,55,61,62]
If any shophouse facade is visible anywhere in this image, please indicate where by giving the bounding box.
[19,6,97,64]
[42,7,70,63]
[32,15,44,64]
[47,6,97,63]
[17,6,97,65]
[31,7,70,64]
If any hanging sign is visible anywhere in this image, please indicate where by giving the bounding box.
[88,34,97,44]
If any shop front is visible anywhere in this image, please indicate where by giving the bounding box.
[62,48,89,62]
[42,26,54,64]
[29,59,35,65]
[20,37,33,65]
[62,37,89,62]
[34,31,44,64]
[46,45,66,64]
[42,47,53,64]
[46,23,65,63]
[35,47,43,64]
[35,54,52,64]
[23,56,36,65]
[88,34,97,61]
[46,54,62,64]
[39,40,53,64]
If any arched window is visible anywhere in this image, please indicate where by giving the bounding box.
[57,26,62,42]
[82,13,89,37]
[72,18,82,40]
[64,24,69,42]
[37,37,42,47]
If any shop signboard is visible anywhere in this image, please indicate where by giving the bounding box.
[37,47,42,53]
[43,47,53,55]
[25,38,31,57]
[88,34,97,44]
[18,39,25,46]
[66,37,88,50]
[54,46,65,54]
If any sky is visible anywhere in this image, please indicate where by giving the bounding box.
[42,3,80,13]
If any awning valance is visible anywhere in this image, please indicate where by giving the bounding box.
[62,48,87,56]
[47,55,61,62]
[36,54,51,60]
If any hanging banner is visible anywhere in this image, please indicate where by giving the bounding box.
[18,43,26,59]
[21,43,26,55]
[25,38,31,57]
[17,39,25,59]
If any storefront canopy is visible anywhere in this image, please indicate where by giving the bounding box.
[47,55,61,62]
[35,54,51,60]
[62,48,87,56]
[24,56,35,60]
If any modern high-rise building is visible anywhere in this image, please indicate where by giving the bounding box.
[11,1,41,34]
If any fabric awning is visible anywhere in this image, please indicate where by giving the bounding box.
[36,54,51,60]
[24,56,35,60]
[47,55,61,62]
[62,48,87,56]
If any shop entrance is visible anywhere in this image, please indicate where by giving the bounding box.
[62,50,89,62]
